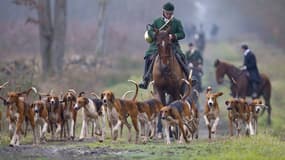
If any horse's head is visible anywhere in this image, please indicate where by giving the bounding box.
[154,27,173,66]
[214,59,226,84]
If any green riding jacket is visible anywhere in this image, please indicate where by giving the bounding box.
[145,17,185,58]
[185,49,203,66]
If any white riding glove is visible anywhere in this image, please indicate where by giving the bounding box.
[241,66,247,70]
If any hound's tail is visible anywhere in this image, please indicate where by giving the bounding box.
[128,80,138,101]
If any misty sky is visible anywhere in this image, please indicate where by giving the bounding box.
[1,0,284,56]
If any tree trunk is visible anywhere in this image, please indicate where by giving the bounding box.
[52,0,66,74]
[95,0,108,56]
[37,0,53,75]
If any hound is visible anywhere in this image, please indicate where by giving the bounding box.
[30,94,49,144]
[247,99,268,135]
[225,98,253,136]
[136,98,164,143]
[101,80,140,143]
[203,87,223,139]
[0,87,36,146]
[0,81,8,132]
[184,72,199,140]
[160,79,193,144]
[62,89,77,140]
[45,94,64,140]
[74,92,104,141]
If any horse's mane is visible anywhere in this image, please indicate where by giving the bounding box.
[222,61,240,72]
[215,59,243,79]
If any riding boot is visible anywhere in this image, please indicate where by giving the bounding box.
[139,56,152,89]
[251,82,258,99]
[176,53,190,78]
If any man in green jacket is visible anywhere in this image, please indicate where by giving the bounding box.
[139,2,189,89]
[185,42,203,67]
[185,42,203,92]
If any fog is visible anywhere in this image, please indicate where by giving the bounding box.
[1,0,284,57]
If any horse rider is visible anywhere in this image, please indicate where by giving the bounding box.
[240,44,261,98]
[185,42,203,92]
[139,2,189,89]
[194,24,206,54]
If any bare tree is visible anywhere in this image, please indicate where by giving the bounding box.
[13,0,67,75]
[95,0,108,56]
[37,0,53,74]
[52,0,66,74]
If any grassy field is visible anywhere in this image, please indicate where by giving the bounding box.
[85,134,285,160]
[0,39,285,159]
[1,134,284,160]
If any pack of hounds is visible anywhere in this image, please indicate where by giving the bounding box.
[0,77,268,147]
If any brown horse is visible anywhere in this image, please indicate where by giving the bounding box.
[214,59,272,125]
[152,28,185,105]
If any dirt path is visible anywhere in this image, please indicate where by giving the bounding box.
[0,140,141,160]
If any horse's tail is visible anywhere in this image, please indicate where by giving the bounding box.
[128,80,138,101]
[259,74,271,100]
[181,79,191,101]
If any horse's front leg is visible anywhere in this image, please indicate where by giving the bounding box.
[154,88,165,137]
[155,87,166,105]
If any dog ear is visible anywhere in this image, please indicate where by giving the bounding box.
[111,93,115,103]
[100,93,104,100]
[62,96,67,103]
[47,96,51,102]
[169,107,176,118]
[84,98,89,105]
[215,92,223,97]
[55,97,60,105]
[72,95,76,102]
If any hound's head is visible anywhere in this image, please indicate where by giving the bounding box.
[31,101,45,115]
[6,92,19,104]
[225,98,237,111]
[206,89,223,108]
[63,90,77,103]
[74,92,89,111]
[225,98,246,112]
[6,88,34,104]
[101,90,115,105]
[160,106,172,120]
[250,99,264,113]
[47,95,60,106]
